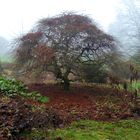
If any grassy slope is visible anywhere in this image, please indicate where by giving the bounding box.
[24,119,140,140]
[48,120,140,140]
[131,82,140,91]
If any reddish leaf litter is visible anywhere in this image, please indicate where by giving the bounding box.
[0,94,63,140]
[28,83,139,125]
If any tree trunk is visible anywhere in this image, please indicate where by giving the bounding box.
[63,77,70,91]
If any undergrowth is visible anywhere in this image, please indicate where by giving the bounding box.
[0,76,49,103]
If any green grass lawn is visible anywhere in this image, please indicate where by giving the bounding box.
[23,119,140,140]
[130,82,140,91]
[128,82,140,98]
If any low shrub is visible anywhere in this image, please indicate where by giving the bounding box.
[0,76,49,103]
[0,95,62,139]
[0,95,32,139]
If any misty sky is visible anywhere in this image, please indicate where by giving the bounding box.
[0,0,121,40]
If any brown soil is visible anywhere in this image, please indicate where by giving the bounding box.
[28,83,136,124]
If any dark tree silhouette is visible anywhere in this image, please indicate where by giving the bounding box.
[15,13,117,90]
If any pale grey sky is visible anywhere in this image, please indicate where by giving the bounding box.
[0,0,121,40]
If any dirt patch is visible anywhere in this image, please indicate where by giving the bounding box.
[28,83,136,124]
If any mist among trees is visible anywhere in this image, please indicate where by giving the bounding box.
[1,1,140,139]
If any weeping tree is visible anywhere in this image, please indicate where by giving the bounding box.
[15,13,117,90]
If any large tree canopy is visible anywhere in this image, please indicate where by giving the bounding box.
[15,13,117,90]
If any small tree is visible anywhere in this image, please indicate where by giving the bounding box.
[15,13,117,90]
[81,62,108,83]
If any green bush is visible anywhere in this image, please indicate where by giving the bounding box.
[82,63,107,83]
[0,76,49,103]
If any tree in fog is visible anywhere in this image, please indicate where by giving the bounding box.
[109,0,140,55]
[15,13,117,90]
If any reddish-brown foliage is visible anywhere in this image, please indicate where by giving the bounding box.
[0,95,32,139]
[28,84,136,124]
[33,44,55,64]
[15,13,117,90]
[0,94,62,139]
[21,32,43,43]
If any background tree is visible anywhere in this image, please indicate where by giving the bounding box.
[15,13,117,90]
[108,0,140,56]
[106,49,130,79]
[82,47,131,83]
[81,61,108,83]
[131,50,140,70]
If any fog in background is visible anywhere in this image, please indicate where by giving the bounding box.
[109,0,140,57]
[0,0,140,58]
